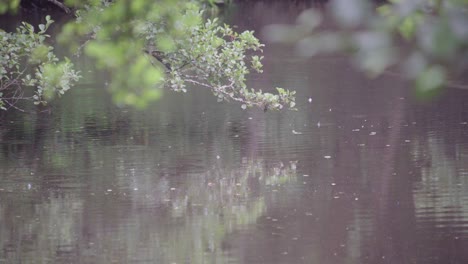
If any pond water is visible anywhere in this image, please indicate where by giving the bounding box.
[1,2,468,264]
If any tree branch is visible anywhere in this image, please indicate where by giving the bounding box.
[144,49,172,71]
[46,0,71,14]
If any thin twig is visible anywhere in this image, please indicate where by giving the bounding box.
[184,78,264,107]
[4,99,25,112]
[47,0,72,14]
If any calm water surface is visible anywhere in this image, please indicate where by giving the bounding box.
[1,2,468,264]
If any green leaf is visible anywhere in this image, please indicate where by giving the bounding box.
[415,65,446,99]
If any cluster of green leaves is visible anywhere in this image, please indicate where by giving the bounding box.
[56,0,295,110]
[376,0,467,94]
[265,0,467,97]
[141,7,295,110]
[0,0,19,14]
[0,15,80,110]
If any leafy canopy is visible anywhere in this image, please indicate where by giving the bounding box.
[264,0,468,98]
[0,15,80,111]
[0,0,296,111]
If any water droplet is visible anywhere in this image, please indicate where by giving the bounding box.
[170,187,176,191]
[216,155,220,159]
[308,98,312,103]
[324,155,331,159]
[292,130,302,135]
[369,131,377,135]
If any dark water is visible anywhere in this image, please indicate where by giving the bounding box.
[1,2,468,264]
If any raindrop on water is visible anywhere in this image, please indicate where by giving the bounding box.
[292,130,303,135]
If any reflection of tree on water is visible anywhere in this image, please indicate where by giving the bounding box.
[0,149,296,263]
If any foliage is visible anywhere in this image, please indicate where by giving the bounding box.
[143,12,296,110]
[0,15,80,111]
[264,0,468,97]
[60,0,295,110]
[1,0,296,111]
[0,0,19,14]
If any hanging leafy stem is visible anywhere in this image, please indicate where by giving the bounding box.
[143,11,296,111]
[1,0,295,111]
[58,1,296,111]
[0,15,80,111]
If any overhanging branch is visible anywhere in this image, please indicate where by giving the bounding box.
[46,0,71,14]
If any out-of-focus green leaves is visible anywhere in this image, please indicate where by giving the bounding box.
[54,0,293,110]
[264,0,468,98]
[352,32,397,76]
[329,0,371,28]
[156,35,176,53]
[398,13,423,39]
[419,18,458,58]
[297,9,322,29]
[0,0,20,14]
[30,44,51,64]
[264,9,321,44]
[415,65,446,99]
